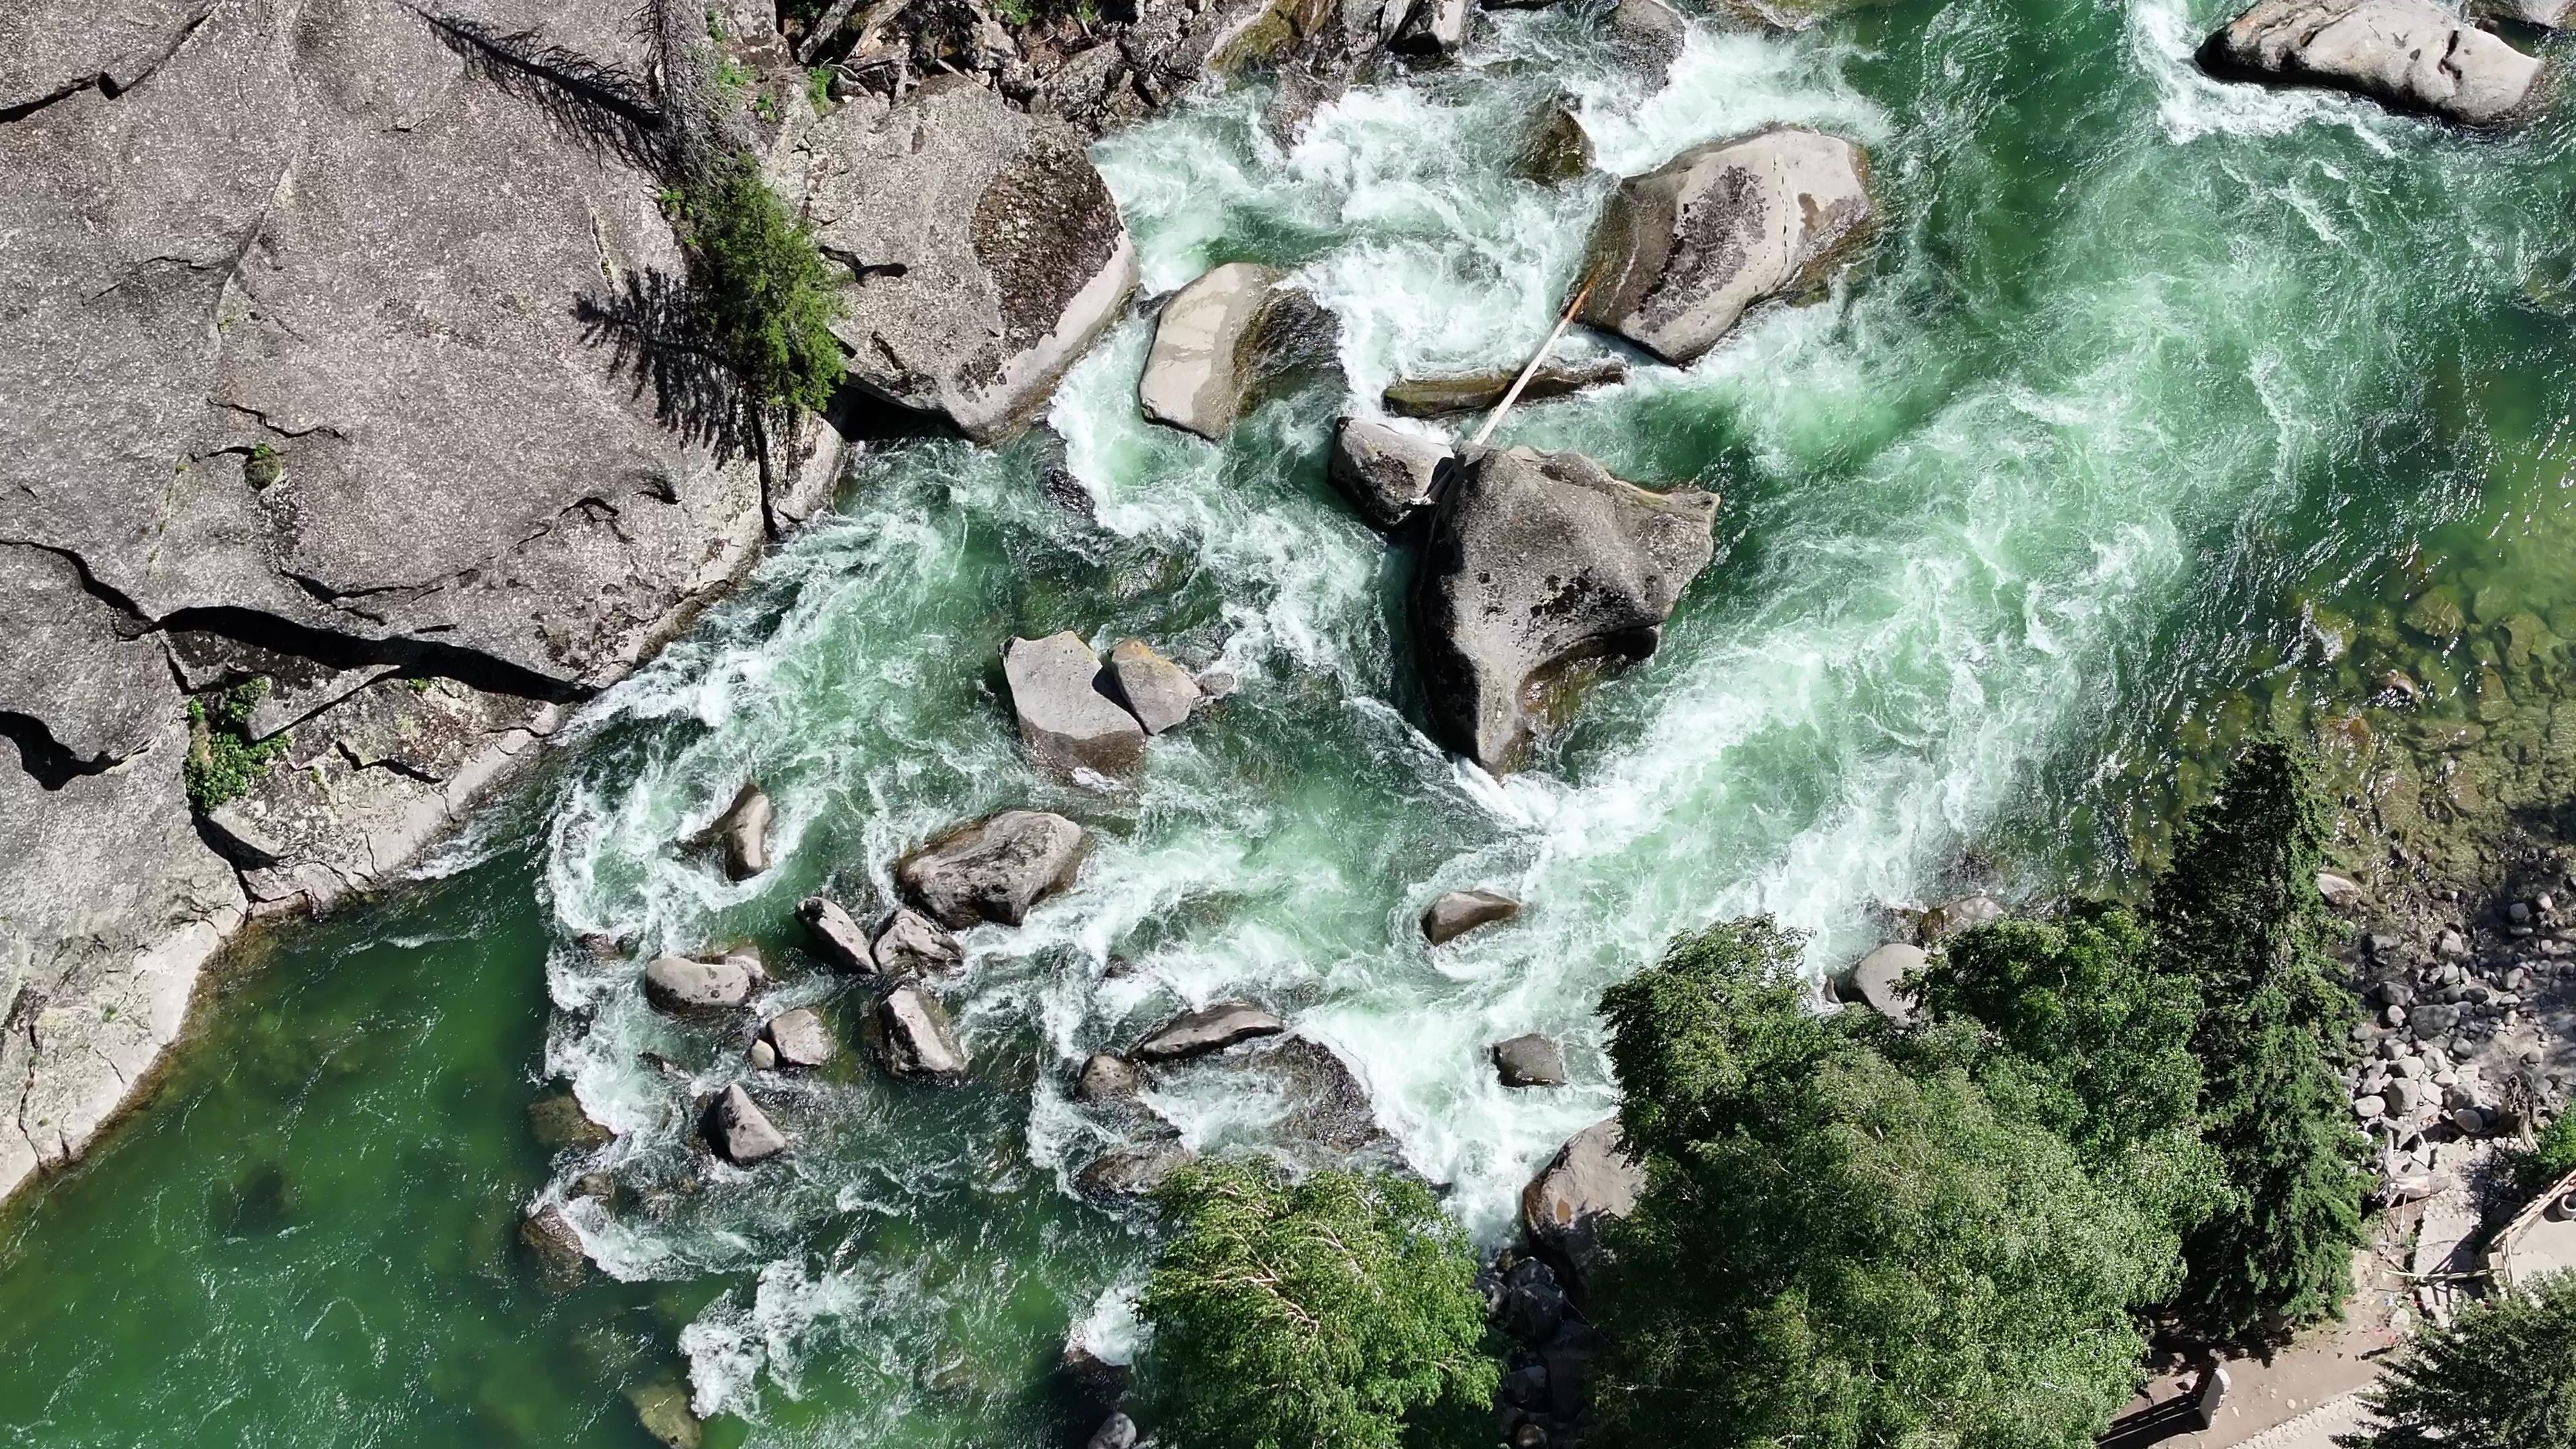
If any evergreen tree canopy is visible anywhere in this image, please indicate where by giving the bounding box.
[674,152,844,416]
[1138,1161,1496,1449]
[2341,1272,2576,1449]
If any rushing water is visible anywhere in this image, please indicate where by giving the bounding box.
[7,0,2576,1442]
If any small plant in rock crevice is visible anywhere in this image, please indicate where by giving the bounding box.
[184,679,292,812]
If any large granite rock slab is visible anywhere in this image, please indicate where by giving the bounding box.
[1004,633,1148,779]
[873,979,971,1081]
[784,76,1138,442]
[897,810,1089,928]
[1521,1118,1643,1306]
[1411,448,1717,771]
[798,896,876,973]
[1138,262,1338,441]
[1381,358,1625,418]
[644,953,757,1013]
[1831,943,1927,1024]
[1576,128,1875,365]
[1132,1001,1288,1061]
[2200,0,2546,126]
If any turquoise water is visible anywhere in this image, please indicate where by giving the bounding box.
[5,0,2575,1442]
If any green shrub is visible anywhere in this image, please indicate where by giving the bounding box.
[184,680,291,811]
[1138,1161,1497,1449]
[2338,1271,2576,1449]
[1591,918,2181,1449]
[2151,737,2367,1348]
[668,153,843,415]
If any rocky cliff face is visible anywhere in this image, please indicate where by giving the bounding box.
[0,0,835,1203]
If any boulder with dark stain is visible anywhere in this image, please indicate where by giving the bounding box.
[898,810,1090,928]
[2201,0,2546,127]
[702,1084,788,1165]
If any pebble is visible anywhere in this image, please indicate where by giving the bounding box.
[2355,1095,2387,1120]
[2384,1006,2408,1028]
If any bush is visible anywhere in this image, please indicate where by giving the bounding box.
[669,153,843,416]
[2338,1271,2576,1449]
[183,680,290,812]
[1138,1161,1497,1449]
[1591,918,2181,1449]
[2151,737,2367,1347]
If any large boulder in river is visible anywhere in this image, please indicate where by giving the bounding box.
[1607,0,1688,69]
[1411,448,1718,771]
[799,896,875,973]
[1329,417,1450,529]
[873,979,971,1081]
[708,784,773,881]
[792,76,1139,442]
[2201,0,2546,126]
[1139,262,1341,440]
[703,1084,788,1165]
[873,906,967,978]
[1576,129,1876,365]
[1103,639,1201,735]
[1005,633,1148,780]
[1424,888,1521,944]
[763,1008,837,1069]
[1521,1119,1644,1306]
[1132,1002,1289,1062]
[2474,0,2573,24]
[898,810,1090,928]
[644,954,756,1013]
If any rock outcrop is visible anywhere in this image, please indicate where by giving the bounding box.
[2474,0,2573,25]
[1424,889,1521,944]
[898,810,1090,928]
[1005,633,1149,779]
[1521,1119,1643,1305]
[872,907,967,978]
[2201,0,2547,127]
[703,1084,789,1164]
[873,979,971,1081]
[1382,358,1626,418]
[1515,101,1595,184]
[0,0,848,1209]
[519,1201,591,1291]
[1138,262,1340,440]
[1576,128,1876,364]
[1132,1001,1289,1061]
[1607,0,1688,68]
[1411,448,1718,771]
[784,76,1138,441]
[1328,417,1451,530]
[1076,1140,1194,1197]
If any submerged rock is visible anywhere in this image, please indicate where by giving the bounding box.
[875,979,971,1081]
[898,810,1090,928]
[1104,639,1201,735]
[1381,358,1627,418]
[1328,417,1451,530]
[527,1091,614,1151]
[627,1379,704,1449]
[763,1008,837,1069]
[2200,0,2546,127]
[643,954,757,1013]
[873,906,968,978]
[1515,102,1595,184]
[792,78,1139,441]
[1411,447,1717,771]
[1005,633,1147,779]
[1424,889,1522,945]
[1085,1411,1141,1449]
[519,1201,590,1291]
[1833,943,1928,1024]
[1077,1140,1194,1197]
[1492,1034,1568,1087]
[1577,128,1876,365]
[702,1084,788,1165]
[1521,1119,1643,1307]
[798,896,877,973]
[1138,262,1340,440]
[709,783,773,881]
[1132,1001,1289,1062]
[1915,893,2007,943]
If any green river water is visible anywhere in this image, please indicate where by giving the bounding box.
[7,0,2576,1442]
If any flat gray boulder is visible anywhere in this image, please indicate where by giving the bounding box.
[792,77,1138,442]
[1411,447,1717,771]
[763,1008,837,1069]
[644,955,756,1013]
[708,784,773,881]
[798,896,876,973]
[1138,262,1339,440]
[873,906,967,977]
[1006,633,1148,780]
[1104,639,1200,735]
[1833,942,1928,1024]
[2202,0,2546,126]
[1424,888,1521,945]
[1521,1119,1643,1306]
[875,979,971,1081]
[1577,128,1876,364]
[1132,1002,1288,1062]
[1492,1033,1568,1087]
[703,1084,788,1165]
[898,810,1089,928]
[1329,417,1450,530]
[1077,1051,1141,1102]
[1382,358,1626,418]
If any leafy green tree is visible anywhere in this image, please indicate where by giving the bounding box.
[671,153,843,415]
[2152,736,2367,1347]
[2339,1271,2576,1449]
[1591,918,2180,1449]
[1138,1161,1497,1449]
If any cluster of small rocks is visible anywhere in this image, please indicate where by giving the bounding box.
[2339,873,2571,1177]
[1481,1253,1603,1449]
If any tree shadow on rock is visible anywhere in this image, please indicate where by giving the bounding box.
[576,268,755,458]
[407,4,674,176]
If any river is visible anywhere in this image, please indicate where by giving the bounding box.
[5,0,2575,1442]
